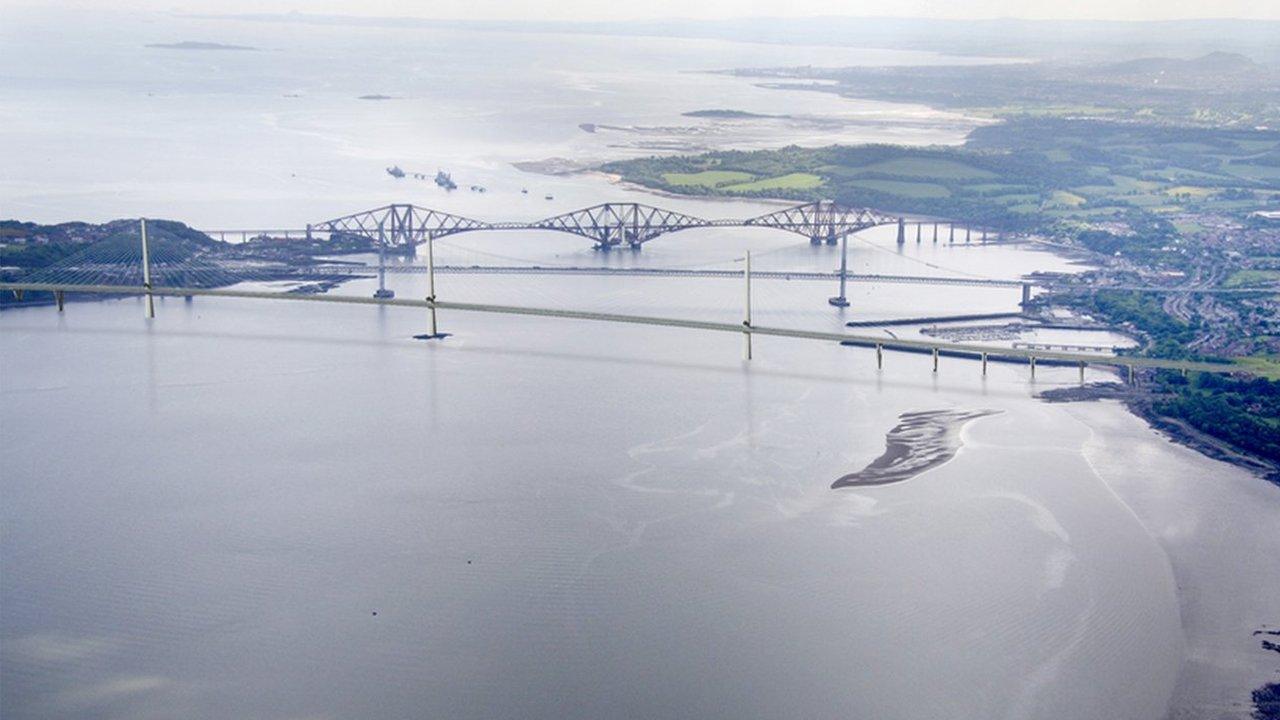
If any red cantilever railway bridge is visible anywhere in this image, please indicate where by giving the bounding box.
[201,200,982,250]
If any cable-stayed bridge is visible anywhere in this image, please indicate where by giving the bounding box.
[2,215,1262,380]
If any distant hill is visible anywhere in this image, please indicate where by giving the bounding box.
[0,219,219,270]
[201,14,1280,63]
[1086,52,1271,90]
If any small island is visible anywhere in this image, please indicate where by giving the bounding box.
[145,41,258,51]
[682,109,779,119]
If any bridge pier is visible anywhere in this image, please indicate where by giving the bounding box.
[965,226,971,243]
[55,290,64,312]
[933,223,939,243]
[949,224,955,243]
[876,343,883,369]
[932,347,939,372]
[1020,283,1032,306]
[1030,355,1036,379]
[896,218,906,245]
[981,352,988,376]
[915,223,922,243]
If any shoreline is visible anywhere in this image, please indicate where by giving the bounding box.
[1040,382,1280,486]
[1065,401,1280,720]
[604,170,1279,487]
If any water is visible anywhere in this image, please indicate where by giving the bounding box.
[3,9,1280,720]
[2,297,1186,720]
[1,8,988,227]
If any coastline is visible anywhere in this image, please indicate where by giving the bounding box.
[1040,382,1280,486]
[602,166,1279,486]
[1067,401,1280,719]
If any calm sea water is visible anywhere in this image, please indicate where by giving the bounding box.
[2,9,1279,720]
[0,8,990,227]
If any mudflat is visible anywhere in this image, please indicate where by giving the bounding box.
[833,408,1000,487]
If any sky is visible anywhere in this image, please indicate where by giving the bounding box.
[9,0,1280,21]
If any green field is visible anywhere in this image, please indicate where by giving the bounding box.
[661,170,755,188]
[845,178,950,198]
[1237,354,1280,380]
[1225,164,1280,182]
[965,183,1033,196]
[1163,185,1217,198]
[603,118,1280,234]
[1224,270,1280,288]
[720,172,824,192]
[850,157,997,180]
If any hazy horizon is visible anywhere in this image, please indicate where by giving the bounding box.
[7,0,1280,22]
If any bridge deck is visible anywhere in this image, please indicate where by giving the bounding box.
[313,264,1026,288]
[310,264,1278,293]
[1,282,1243,376]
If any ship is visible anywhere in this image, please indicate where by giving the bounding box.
[435,170,457,190]
[386,165,405,178]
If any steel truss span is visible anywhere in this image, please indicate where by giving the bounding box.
[299,200,918,250]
